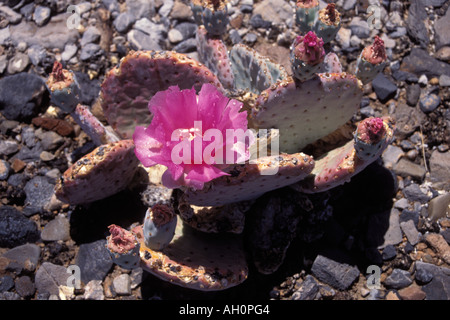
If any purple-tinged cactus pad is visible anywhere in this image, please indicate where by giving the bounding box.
[195,26,234,89]
[251,73,363,154]
[230,44,288,94]
[181,152,314,207]
[293,118,394,193]
[55,140,139,205]
[132,219,248,291]
[100,51,224,139]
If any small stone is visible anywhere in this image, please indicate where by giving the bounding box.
[14,276,35,298]
[429,150,450,190]
[384,269,413,289]
[398,285,426,300]
[0,140,19,156]
[127,29,162,51]
[381,145,404,169]
[27,44,47,66]
[0,275,15,292]
[0,5,22,24]
[130,268,143,289]
[7,52,30,74]
[244,32,257,44]
[23,176,55,216]
[311,255,360,290]
[377,208,403,249]
[33,6,51,27]
[40,151,55,162]
[168,28,183,44]
[41,215,70,242]
[80,43,103,61]
[0,206,40,248]
[112,274,131,295]
[172,38,196,53]
[170,0,192,20]
[31,117,74,137]
[372,73,397,103]
[35,262,71,296]
[439,74,450,87]
[402,183,430,203]
[126,0,156,20]
[1,243,41,272]
[425,233,450,264]
[75,240,113,283]
[0,26,10,46]
[291,275,320,300]
[11,158,26,173]
[434,6,450,50]
[252,0,293,25]
[159,0,174,17]
[80,26,101,46]
[416,261,450,300]
[394,198,410,210]
[113,12,136,33]
[428,193,450,221]
[406,84,421,106]
[400,219,420,245]
[419,93,441,113]
[415,265,433,284]
[83,280,105,300]
[349,17,370,38]
[382,245,397,260]
[400,48,450,78]
[249,14,272,29]
[0,160,10,180]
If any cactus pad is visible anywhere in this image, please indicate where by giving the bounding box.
[251,73,363,154]
[55,140,139,204]
[230,44,288,95]
[195,26,234,89]
[132,219,248,291]
[293,118,394,193]
[100,51,224,139]
[181,152,314,207]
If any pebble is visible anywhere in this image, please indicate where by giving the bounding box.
[0,206,40,248]
[83,280,105,300]
[427,193,450,221]
[1,243,41,273]
[406,0,429,48]
[393,159,426,181]
[15,276,35,298]
[0,73,47,122]
[170,0,192,20]
[381,145,403,169]
[402,183,430,203]
[419,93,441,113]
[394,198,410,210]
[23,176,55,216]
[416,261,450,299]
[102,0,120,13]
[174,22,197,40]
[249,14,272,29]
[127,29,162,51]
[75,240,113,284]
[398,285,426,300]
[35,130,64,151]
[0,275,15,292]
[173,38,196,53]
[371,73,397,103]
[113,12,136,33]
[7,52,30,74]
[425,233,450,264]
[41,215,71,242]
[434,6,450,50]
[400,220,420,245]
[0,140,19,156]
[384,269,413,289]
[34,262,70,296]
[406,84,421,106]
[253,0,293,25]
[414,263,434,284]
[291,275,320,300]
[377,208,403,249]
[33,6,51,27]
[27,44,47,66]
[429,150,450,190]
[311,255,360,290]
[168,28,183,44]
[400,48,450,78]
[244,32,258,44]
[0,159,10,180]
[113,274,132,295]
[80,43,103,61]
[80,26,101,46]
[159,0,174,18]
[382,245,397,261]
[349,17,370,39]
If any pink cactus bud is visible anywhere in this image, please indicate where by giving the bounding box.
[293,31,325,66]
[326,3,337,23]
[148,204,175,228]
[362,36,387,65]
[297,0,318,8]
[51,61,65,82]
[107,225,137,254]
[356,117,386,144]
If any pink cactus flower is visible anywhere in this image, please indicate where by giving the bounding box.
[293,31,325,66]
[133,84,252,190]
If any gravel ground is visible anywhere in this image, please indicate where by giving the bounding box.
[0,0,449,302]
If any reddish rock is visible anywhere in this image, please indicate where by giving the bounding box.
[398,285,426,300]
[32,117,74,137]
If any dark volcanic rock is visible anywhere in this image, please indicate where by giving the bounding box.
[0,206,40,248]
[400,48,450,78]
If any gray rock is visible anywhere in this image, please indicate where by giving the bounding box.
[1,243,41,272]
[80,43,103,61]
[11,141,43,163]
[419,93,441,113]
[244,32,258,44]
[253,0,293,25]
[23,176,55,216]
[0,160,10,180]
[27,44,47,66]
[382,244,397,261]
[402,183,430,203]
[102,0,120,13]
[393,158,427,181]
[113,12,136,33]
[349,17,370,39]
[0,140,19,156]
[311,255,360,290]
[400,219,420,245]
[168,28,183,43]
[35,262,70,296]
[7,52,29,74]
[0,73,47,121]
[342,0,357,10]
[41,215,70,242]
[428,192,450,221]
[113,274,131,295]
[127,29,162,51]
[170,0,192,20]
[372,73,397,103]
[429,150,450,190]
[0,292,20,300]
[173,38,196,53]
[80,26,101,46]
[392,103,426,140]
[0,206,40,248]
[0,276,15,292]
[0,55,7,74]
[174,22,197,40]
[0,26,11,45]
[394,198,410,210]
[415,261,450,299]
[159,0,174,17]
[440,74,450,87]
[83,280,105,300]
[0,5,21,24]
[61,43,77,62]
[15,276,35,298]
[434,6,450,50]
[406,83,421,106]
[406,0,429,48]
[133,18,166,41]
[130,268,143,289]
[376,208,403,249]
[35,130,64,151]
[75,239,113,283]
[126,0,155,20]
[381,145,404,169]
[291,275,320,300]
[384,268,413,289]
[141,185,173,207]
[33,5,51,27]
[400,48,450,78]
[9,15,79,50]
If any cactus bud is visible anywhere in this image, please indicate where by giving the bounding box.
[143,204,177,251]
[314,3,341,44]
[355,36,387,84]
[106,224,141,269]
[46,61,81,113]
[202,0,228,36]
[354,117,389,161]
[290,31,325,81]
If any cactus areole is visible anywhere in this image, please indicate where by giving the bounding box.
[362,36,387,65]
[107,224,137,254]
